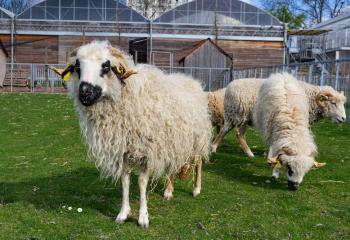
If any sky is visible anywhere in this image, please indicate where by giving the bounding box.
[241,0,262,8]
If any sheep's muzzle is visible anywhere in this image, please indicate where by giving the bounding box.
[288,180,299,191]
[79,82,102,106]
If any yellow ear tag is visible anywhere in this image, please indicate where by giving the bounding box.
[63,71,71,81]
[275,160,282,169]
[116,66,124,75]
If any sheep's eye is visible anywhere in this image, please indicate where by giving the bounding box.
[287,164,294,176]
[101,60,111,76]
[331,102,337,106]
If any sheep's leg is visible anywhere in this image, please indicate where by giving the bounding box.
[193,157,202,197]
[138,165,150,228]
[163,175,174,200]
[116,169,131,224]
[211,125,231,153]
[236,125,254,157]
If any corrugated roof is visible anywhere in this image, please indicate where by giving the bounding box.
[288,29,331,36]
[0,6,15,18]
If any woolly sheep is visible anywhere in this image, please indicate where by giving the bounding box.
[253,73,317,190]
[208,88,225,133]
[50,41,211,228]
[211,77,347,156]
[163,88,225,200]
[211,78,263,156]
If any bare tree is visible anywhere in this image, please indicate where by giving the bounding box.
[261,0,349,26]
[326,0,347,18]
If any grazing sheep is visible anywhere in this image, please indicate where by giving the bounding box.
[211,77,347,156]
[50,41,211,228]
[208,88,225,133]
[211,78,263,156]
[253,73,317,190]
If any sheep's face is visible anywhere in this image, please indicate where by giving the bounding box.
[317,89,347,123]
[55,42,137,107]
[269,151,314,190]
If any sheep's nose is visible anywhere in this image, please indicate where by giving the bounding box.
[79,82,102,106]
[337,116,346,123]
[288,181,299,191]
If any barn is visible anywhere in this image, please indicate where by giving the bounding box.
[0,0,285,90]
[0,39,9,88]
[178,38,233,90]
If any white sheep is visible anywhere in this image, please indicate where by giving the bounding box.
[253,73,317,190]
[211,77,347,157]
[163,88,225,200]
[208,88,225,133]
[50,41,211,228]
[211,78,263,156]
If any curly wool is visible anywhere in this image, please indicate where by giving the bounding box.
[70,58,211,181]
[207,88,225,128]
[223,78,264,128]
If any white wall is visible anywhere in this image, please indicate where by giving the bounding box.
[0,51,6,87]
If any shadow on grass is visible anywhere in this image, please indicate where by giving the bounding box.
[207,143,288,191]
[0,167,171,219]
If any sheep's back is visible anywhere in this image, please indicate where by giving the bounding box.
[224,78,264,126]
[253,73,313,154]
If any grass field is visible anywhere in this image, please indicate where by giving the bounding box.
[0,93,349,240]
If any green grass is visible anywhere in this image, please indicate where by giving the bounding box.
[0,93,349,240]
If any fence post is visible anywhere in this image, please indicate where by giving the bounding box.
[320,63,325,86]
[335,61,340,90]
[30,64,34,93]
[308,64,313,83]
[208,68,212,91]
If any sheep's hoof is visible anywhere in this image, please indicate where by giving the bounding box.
[313,161,326,168]
[193,188,201,197]
[247,151,255,158]
[211,144,217,153]
[138,213,149,228]
[163,191,173,201]
[115,208,131,224]
[271,176,278,181]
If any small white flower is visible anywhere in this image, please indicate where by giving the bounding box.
[62,205,66,209]
[77,208,83,213]
[68,206,72,211]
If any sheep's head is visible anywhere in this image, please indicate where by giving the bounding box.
[316,88,347,123]
[51,41,137,107]
[268,147,314,191]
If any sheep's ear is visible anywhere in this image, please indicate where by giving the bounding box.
[268,155,282,169]
[316,92,331,107]
[340,90,345,96]
[313,161,326,168]
[112,64,137,83]
[49,65,74,81]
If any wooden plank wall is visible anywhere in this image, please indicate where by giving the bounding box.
[217,40,284,69]
[0,34,58,64]
[151,38,200,66]
[151,38,283,69]
[1,34,284,69]
[58,36,129,64]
